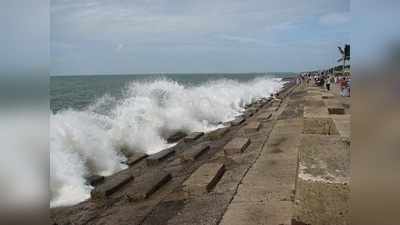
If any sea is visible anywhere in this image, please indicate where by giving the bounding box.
[50,73,292,207]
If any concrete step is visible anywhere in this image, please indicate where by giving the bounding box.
[183,132,204,142]
[231,117,246,126]
[256,112,272,122]
[126,172,172,202]
[91,171,133,200]
[207,127,230,140]
[124,153,148,166]
[147,147,175,166]
[270,106,279,111]
[179,144,210,162]
[303,118,339,135]
[243,112,254,118]
[223,137,251,155]
[243,122,261,134]
[183,163,225,196]
[322,93,334,99]
[327,107,345,115]
[167,131,187,143]
[247,107,259,114]
[294,135,350,225]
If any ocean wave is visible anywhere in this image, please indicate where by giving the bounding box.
[50,76,284,207]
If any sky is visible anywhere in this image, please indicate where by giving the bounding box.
[50,0,351,75]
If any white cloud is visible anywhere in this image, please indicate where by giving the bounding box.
[319,12,350,26]
[115,43,124,52]
[218,34,262,44]
[266,22,296,31]
[51,0,351,74]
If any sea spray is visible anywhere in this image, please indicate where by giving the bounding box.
[50,76,284,207]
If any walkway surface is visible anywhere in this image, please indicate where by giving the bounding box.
[220,90,303,225]
[51,79,350,225]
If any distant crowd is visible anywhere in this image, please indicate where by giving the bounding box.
[296,71,351,97]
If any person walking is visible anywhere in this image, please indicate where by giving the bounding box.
[325,76,331,91]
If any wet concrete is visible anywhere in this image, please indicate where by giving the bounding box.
[50,79,350,225]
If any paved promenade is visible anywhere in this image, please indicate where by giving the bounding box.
[51,80,350,225]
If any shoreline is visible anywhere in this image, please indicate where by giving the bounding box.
[50,77,295,209]
[52,76,350,225]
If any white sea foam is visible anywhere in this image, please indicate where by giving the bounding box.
[50,76,284,207]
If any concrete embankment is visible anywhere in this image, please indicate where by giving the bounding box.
[292,85,350,225]
[51,78,350,225]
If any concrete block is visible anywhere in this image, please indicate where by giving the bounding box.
[294,135,350,225]
[126,172,172,202]
[272,98,282,104]
[256,112,272,122]
[183,163,225,196]
[91,171,133,200]
[167,131,187,143]
[146,147,175,166]
[222,121,231,126]
[243,122,261,134]
[272,101,281,107]
[321,93,334,99]
[207,127,230,140]
[303,118,339,135]
[183,132,204,142]
[244,104,252,109]
[328,107,345,115]
[304,106,329,118]
[231,117,245,126]
[125,153,148,166]
[223,137,251,155]
[180,144,210,162]
[332,115,351,138]
[243,112,253,118]
[247,107,258,114]
[269,107,278,112]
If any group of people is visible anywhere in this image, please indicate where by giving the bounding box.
[296,71,351,97]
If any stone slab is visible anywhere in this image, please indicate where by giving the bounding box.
[167,131,187,143]
[294,135,350,225]
[332,115,351,138]
[322,93,335,99]
[222,198,293,225]
[207,127,230,140]
[179,144,210,162]
[298,135,350,181]
[270,106,278,112]
[247,107,258,113]
[220,203,267,225]
[304,106,329,118]
[256,112,272,122]
[223,137,251,155]
[183,132,204,142]
[231,117,245,126]
[243,121,261,133]
[328,107,345,115]
[303,117,339,135]
[183,163,225,196]
[243,112,254,118]
[126,172,172,202]
[125,153,148,166]
[91,171,133,200]
[146,147,175,166]
[272,102,281,108]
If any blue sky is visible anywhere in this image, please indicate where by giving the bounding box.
[51,0,351,75]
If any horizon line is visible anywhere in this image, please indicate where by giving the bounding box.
[50,71,298,77]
